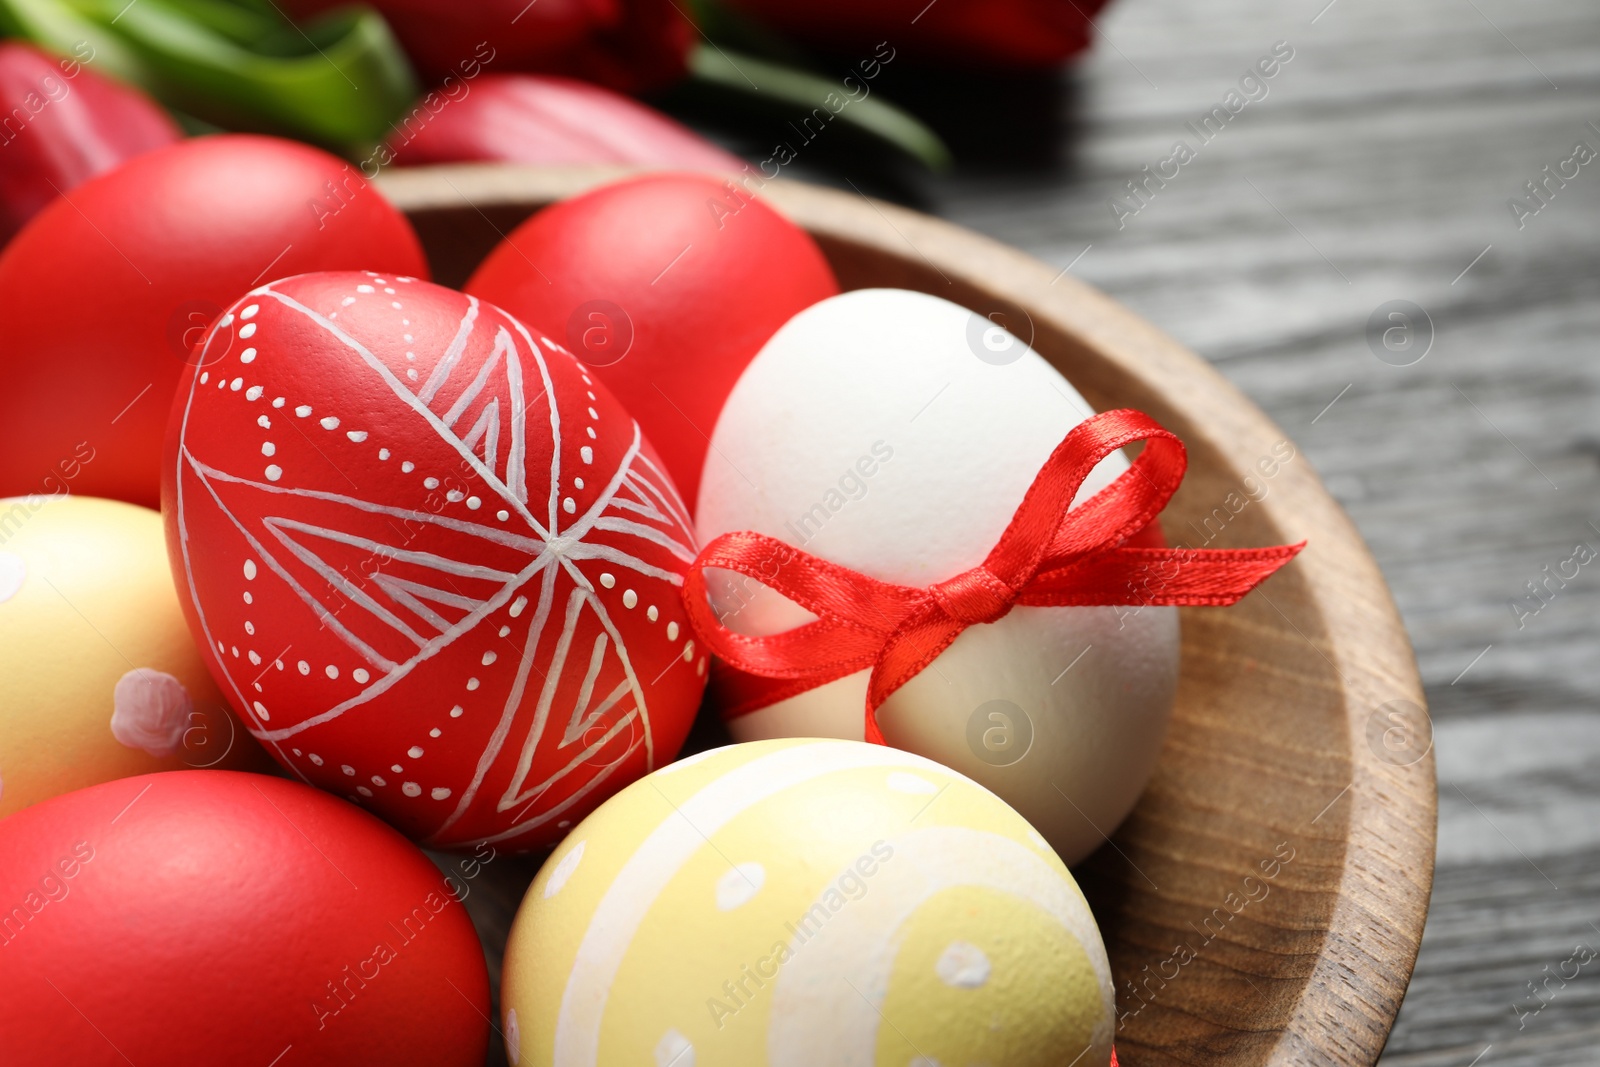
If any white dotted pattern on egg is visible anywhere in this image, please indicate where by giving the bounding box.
[170,276,707,850]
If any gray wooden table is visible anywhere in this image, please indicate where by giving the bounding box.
[828,0,1599,1061]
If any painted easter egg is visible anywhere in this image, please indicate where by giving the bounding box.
[466,172,839,512]
[0,495,264,818]
[0,134,429,509]
[0,770,491,1066]
[695,289,1180,866]
[162,272,706,851]
[501,737,1114,1066]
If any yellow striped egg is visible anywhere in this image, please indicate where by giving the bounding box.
[502,737,1114,1067]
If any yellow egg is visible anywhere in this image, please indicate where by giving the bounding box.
[502,737,1114,1067]
[0,495,264,817]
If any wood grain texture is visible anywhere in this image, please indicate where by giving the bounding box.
[378,162,1437,1064]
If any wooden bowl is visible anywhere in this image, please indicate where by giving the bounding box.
[377,165,1437,1067]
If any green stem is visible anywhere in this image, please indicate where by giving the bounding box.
[689,42,951,171]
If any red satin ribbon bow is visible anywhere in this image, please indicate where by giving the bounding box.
[682,408,1305,745]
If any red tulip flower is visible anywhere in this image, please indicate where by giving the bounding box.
[281,0,694,94]
[0,42,181,243]
[725,0,1114,68]
[385,74,743,171]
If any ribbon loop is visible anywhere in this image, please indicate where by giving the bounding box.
[680,408,1306,743]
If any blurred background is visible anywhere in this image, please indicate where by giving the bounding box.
[3,0,1597,1061]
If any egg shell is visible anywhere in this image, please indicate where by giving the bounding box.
[0,770,490,1066]
[162,272,706,851]
[465,172,839,512]
[502,737,1114,1067]
[0,495,265,817]
[695,289,1179,865]
[0,134,429,509]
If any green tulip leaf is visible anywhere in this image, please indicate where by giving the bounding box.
[0,0,418,148]
[687,42,950,171]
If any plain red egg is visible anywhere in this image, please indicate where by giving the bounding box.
[465,172,839,512]
[0,770,490,1067]
[162,273,706,852]
[0,134,429,509]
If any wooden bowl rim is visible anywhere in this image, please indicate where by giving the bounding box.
[374,163,1438,1065]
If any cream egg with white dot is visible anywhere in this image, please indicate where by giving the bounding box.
[501,738,1114,1067]
[888,772,939,795]
[715,862,766,910]
[935,941,992,989]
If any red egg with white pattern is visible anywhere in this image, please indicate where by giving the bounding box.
[161,272,706,851]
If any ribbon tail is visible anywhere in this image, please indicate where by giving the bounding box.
[863,607,966,746]
[1025,542,1306,607]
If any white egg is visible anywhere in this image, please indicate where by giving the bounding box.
[696,289,1179,864]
